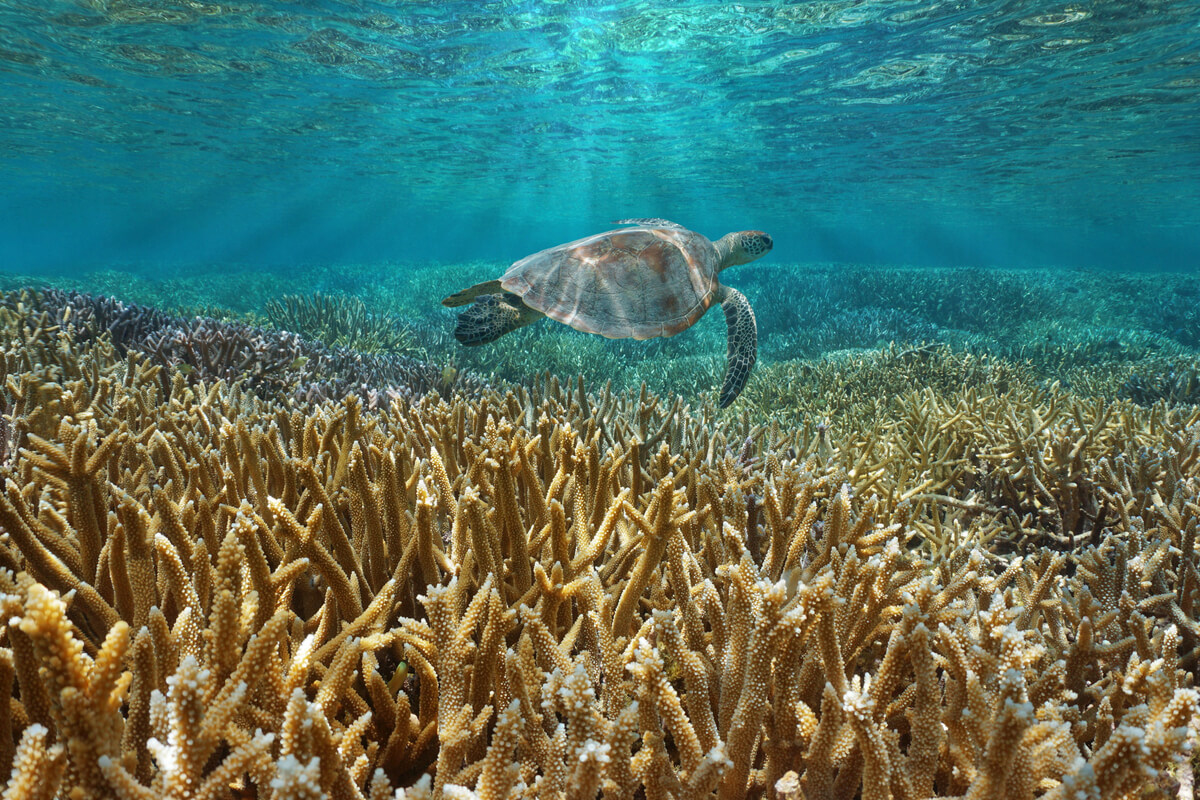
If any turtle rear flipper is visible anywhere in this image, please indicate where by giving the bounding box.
[717,286,756,408]
[454,294,543,345]
[442,279,504,308]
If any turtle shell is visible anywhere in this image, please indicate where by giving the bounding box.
[499,225,719,340]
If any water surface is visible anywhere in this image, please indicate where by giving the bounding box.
[1,0,1197,272]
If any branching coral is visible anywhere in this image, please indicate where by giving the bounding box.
[1153,285,1200,347]
[265,293,418,356]
[1120,359,1200,406]
[7,263,1190,412]
[0,289,484,407]
[738,342,1039,423]
[0,299,1196,799]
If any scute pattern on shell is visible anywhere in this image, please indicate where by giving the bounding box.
[500,225,719,340]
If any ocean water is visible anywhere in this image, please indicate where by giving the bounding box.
[4,12,1200,794]
[1,0,1198,275]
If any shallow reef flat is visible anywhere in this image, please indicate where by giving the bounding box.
[0,279,1197,799]
[3,260,1197,413]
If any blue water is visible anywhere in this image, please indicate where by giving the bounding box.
[1,0,1197,274]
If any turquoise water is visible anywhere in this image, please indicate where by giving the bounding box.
[1,0,1198,273]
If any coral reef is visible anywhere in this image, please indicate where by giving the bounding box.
[2,261,1197,412]
[835,265,1055,334]
[738,343,1040,424]
[1120,359,1200,406]
[265,293,418,355]
[762,306,940,362]
[0,289,483,406]
[1151,285,1200,348]
[0,297,1196,799]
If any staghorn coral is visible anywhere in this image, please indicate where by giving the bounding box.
[0,297,1197,798]
[4,261,1198,411]
[0,289,484,407]
[835,264,1059,335]
[1152,284,1200,348]
[737,342,1040,424]
[1120,359,1200,406]
[761,306,941,362]
[265,293,418,356]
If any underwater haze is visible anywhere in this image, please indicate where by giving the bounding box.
[8,9,1200,796]
[2,0,1198,273]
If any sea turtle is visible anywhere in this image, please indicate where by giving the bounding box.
[442,218,773,408]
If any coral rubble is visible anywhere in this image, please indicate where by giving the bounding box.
[0,293,1197,799]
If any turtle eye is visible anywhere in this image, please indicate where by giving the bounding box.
[760,234,773,250]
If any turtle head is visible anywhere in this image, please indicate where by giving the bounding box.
[716,230,773,270]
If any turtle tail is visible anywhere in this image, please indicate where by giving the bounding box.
[454,294,542,346]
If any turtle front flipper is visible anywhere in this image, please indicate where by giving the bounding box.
[717,286,757,408]
[454,293,543,346]
[442,279,504,308]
